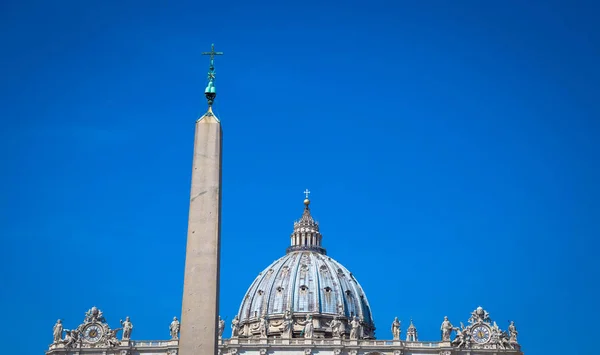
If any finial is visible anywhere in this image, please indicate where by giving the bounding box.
[202,43,224,107]
[303,189,311,206]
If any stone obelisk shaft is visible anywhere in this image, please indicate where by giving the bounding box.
[180,110,222,355]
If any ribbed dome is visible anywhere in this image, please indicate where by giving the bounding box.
[235,197,376,339]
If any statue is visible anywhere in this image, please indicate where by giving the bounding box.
[280,311,292,338]
[302,314,314,338]
[170,317,180,340]
[106,329,121,347]
[493,331,510,350]
[508,321,518,343]
[259,316,268,338]
[440,316,453,341]
[451,323,467,348]
[53,319,63,343]
[120,316,133,340]
[218,316,225,338]
[231,315,240,337]
[391,317,401,340]
[63,329,80,349]
[349,316,361,340]
[331,315,346,339]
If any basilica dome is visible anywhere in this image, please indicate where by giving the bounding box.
[235,198,376,339]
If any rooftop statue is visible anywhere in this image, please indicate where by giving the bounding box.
[53,319,63,344]
[218,316,225,339]
[440,316,454,341]
[120,316,133,340]
[509,321,519,344]
[170,317,180,340]
[391,317,401,340]
[231,315,240,338]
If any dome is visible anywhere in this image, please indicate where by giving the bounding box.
[235,197,376,339]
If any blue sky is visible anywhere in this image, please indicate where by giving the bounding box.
[1,1,598,354]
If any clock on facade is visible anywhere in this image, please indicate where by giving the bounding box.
[471,324,491,344]
[83,324,104,343]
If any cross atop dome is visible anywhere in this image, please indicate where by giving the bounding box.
[303,189,311,207]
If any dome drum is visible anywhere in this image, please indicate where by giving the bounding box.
[236,311,374,340]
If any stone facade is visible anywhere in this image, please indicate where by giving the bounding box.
[45,202,524,355]
[46,307,523,355]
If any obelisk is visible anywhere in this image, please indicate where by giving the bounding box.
[180,44,224,355]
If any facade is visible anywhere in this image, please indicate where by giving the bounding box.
[45,199,524,355]
[45,46,524,355]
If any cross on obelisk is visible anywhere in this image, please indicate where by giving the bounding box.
[202,44,224,64]
[201,44,224,106]
[304,189,311,199]
[180,44,224,355]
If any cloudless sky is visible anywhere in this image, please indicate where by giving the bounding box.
[1,1,599,354]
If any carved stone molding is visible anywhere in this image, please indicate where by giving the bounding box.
[393,350,403,355]
[304,349,312,355]
[333,348,342,355]
[439,351,452,355]
[260,348,267,355]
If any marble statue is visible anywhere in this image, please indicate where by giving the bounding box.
[391,317,401,340]
[63,329,80,349]
[350,316,360,340]
[218,316,225,338]
[440,316,453,341]
[231,315,240,337]
[259,316,268,338]
[280,310,292,338]
[508,321,518,343]
[330,316,340,338]
[120,316,133,340]
[302,314,314,338]
[53,319,63,343]
[107,329,121,347]
[170,317,180,339]
[498,331,512,350]
[451,324,467,348]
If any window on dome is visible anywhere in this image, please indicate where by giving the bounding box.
[297,284,309,311]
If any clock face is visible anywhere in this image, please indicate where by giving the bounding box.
[83,324,104,343]
[471,325,491,344]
